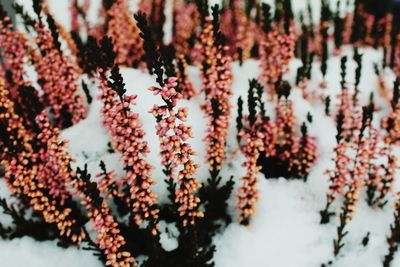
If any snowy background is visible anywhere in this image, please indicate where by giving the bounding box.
[0,0,398,266]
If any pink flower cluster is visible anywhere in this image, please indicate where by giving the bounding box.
[378,153,398,205]
[0,16,30,91]
[331,110,388,255]
[98,70,159,233]
[237,122,264,225]
[266,96,317,178]
[220,0,257,60]
[324,88,361,207]
[0,79,84,243]
[70,0,90,33]
[194,16,213,66]
[395,36,400,77]
[97,163,123,200]
[338,86,363,143]
[325,139,352,206]
[382,111,400,145]
[237,89,317,224]
[172,0,199,56]
[290,128,318,178]
[259,119,278,158]
[74,176,135,267]
[34,21,86,128]
[324,102,398,222]
[106,0,144,66]
[259,27,296,96]
[150,77,203,226]
[176,55,196,100]
[36,113,77,205]
[275,97,296,160]
[197,16,233,174]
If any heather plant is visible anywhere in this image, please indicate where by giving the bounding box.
[254,80,318,180]
[319,60,386,224]
[30,1,87,128]
[382,78,400,144]
[332,105,373,257]
[172,0,199,58]
[0,78,87,244]
[75,165,136,267]
[104,0,144,67]
[135,11,233,266]
[0,6,44,131]
[0,1,400,266]
[236,79,318,224]
[258,8,295,97]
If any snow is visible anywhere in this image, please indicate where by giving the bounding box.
[1,0,399,266]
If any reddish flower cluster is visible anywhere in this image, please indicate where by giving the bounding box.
[98,68,159,233]
[195,16,213,67]
[333,170,363,256]
[74,167,135,267]
[34,20,86,128]
[197,12,233,174]
[350,2,393,47]
[323,133,354,218]
[329,140,352,201]
[0,78,84,243]
[258,90,318,180]
[97,161,122,200]
[395,36,400,76]
[220,0,256,61]
[70,0,90,33]
[0,14,43,129]
[367,125,397,210]
[325,94,361,216]
[382,79,400,144]
[36,113,77,205]
[367,112,398,208]
[321,60,362,215]
[321,105,361,222]
[204,48,233,173]
[172,0,199,56]
[332,107,377,256]
[106,0,144,66]
[237,80,317,224]
[0,16,30,91]
[361,127,395,207]
[290,124,318,178]
[338,87,363,143]
[176,54,196,99]
[259,26,295,96]
[150,77,203,226]
[321,64,400,231]
[259,118,278,158]
[275,96,296,161]
[237,118,264,225]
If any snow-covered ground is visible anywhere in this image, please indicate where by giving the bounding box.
[0,0,399,266]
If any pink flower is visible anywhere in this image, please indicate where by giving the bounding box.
[98,71,159,233]
[150,76,203,226]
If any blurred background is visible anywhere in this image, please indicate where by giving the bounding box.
[0,0,15,23]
